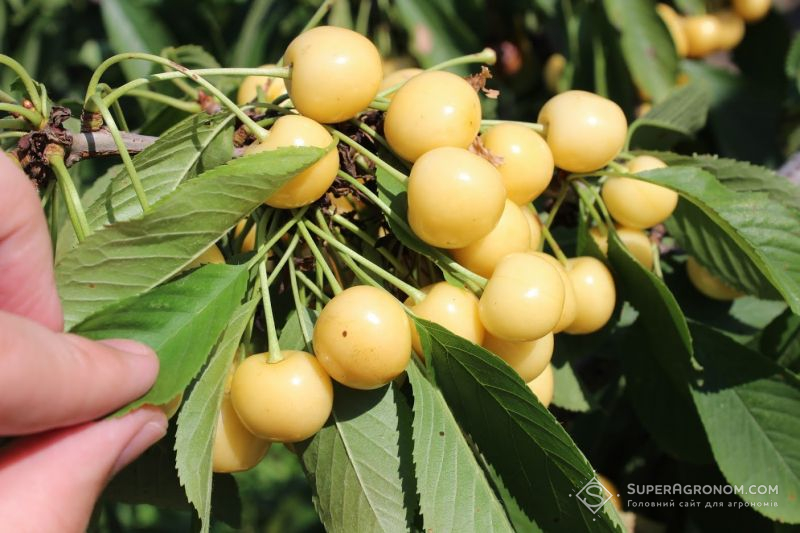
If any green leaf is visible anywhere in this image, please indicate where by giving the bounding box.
[551,359,592,413]
[758,309,800,373]
[628,83,710,149]
[602,0,678,103]
[175,298,258,533]
[71,264,248,416]
[406,362,513,532]
[414,318,625,532]
[56,112,235,260]
[56,146,324,328]
[786,34,800,92]
[99,0,172,81]
[297,382,418,533]
[689,324,800,523]
[634,166,800,313]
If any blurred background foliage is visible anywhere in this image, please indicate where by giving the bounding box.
[2,0,798,531]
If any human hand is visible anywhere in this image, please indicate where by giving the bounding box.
[0,153,167,531]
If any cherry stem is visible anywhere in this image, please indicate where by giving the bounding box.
[0,103,43,127]
[246,207,309,269]
[125,89,203,113]
[301,0,336,33]
[297,221,343,295]
[0,54,43,114]
[324,224,385,292]
[336,170,486,292]
[91,95,151,213]
[330,213,407,275]
[349,118,395,155]
[48,153,91,242]
[330,129,408,183]
[544,180,570,230]
[295,269,331,304]
[305,217,426,302]
[480,119,544,133]
[288,259,313,351]
[267,232,301,286]
[652,242,664,280]
[375,47,497,99]
[572,180,609,234]
[539,222,568,266]
[577,178,613,225]
[606,160,629,173]
[258,260,283,364]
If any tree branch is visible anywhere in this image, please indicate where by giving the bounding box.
[65,129,158,166]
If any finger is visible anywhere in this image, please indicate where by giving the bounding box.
[0,152,63,332]
[0,408,167,532]
[0,311,159,435]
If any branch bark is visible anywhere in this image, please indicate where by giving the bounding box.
[65,129,158,166]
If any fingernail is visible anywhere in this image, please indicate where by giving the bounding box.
[111,411,168,476]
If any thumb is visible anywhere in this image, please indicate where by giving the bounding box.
[0,407,167,532]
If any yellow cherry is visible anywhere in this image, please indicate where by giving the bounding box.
[234,219,256,253]
[230,351,333,442]
[684,15,722,58]
[379,68,423,98]
[481,123,554,204]
[590,227,654,270]
[479,252,565,342]
[451,199,531,278]
[656,4,689,58]
[484,331,554,383]
[526,363,555,408]
[245,114,339,209]
[313,286,411,390]
[236,64,287,105]
[187,244,225,270]
[407,147,506,249]
[716,11,746,51]
[602,155,678,229]
[564,256,616,335]
[732,0,771,23]
[537,90,628,173]
[686,257,744,301]
[529,252,577,333]
[597,474,623,511]
[212,395,270,473]
[544,53,566,93]
[384,71,482,162]
[522,207,543,250]
[406,282,485,355]
[283,26,382,123]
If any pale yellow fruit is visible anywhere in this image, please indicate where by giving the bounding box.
[187,244,225,269]
[484,332,554,383]
[564,256,616,335]
[407,147,506,249]
[656,4,689,58]
[522,207,543,250]
[236,64,287,105]
[684,15,722,58]
[313,286,411,389]
[283,26,382,123]
[716,11,746,51]
[406,282,484,355]
[527,363,555,408]
[590,227,654,270]
[732,0,771,23]
[529,252,577,333]
[602,155,678,229]
[479,253,565,342]
[234,219,257,253]
[597,474,623,511]
[451,200,531,278]
[544,53,566,94]
[686,257,743,301]
[245,115,339,209]
[379,67,423,98]
[384,71,482,162]
[538,90,628,173]
[481,123,555,204]
[230,351,333,442]
[212,395,270,473]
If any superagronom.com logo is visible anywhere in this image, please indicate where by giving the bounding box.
[574,476,615,515]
